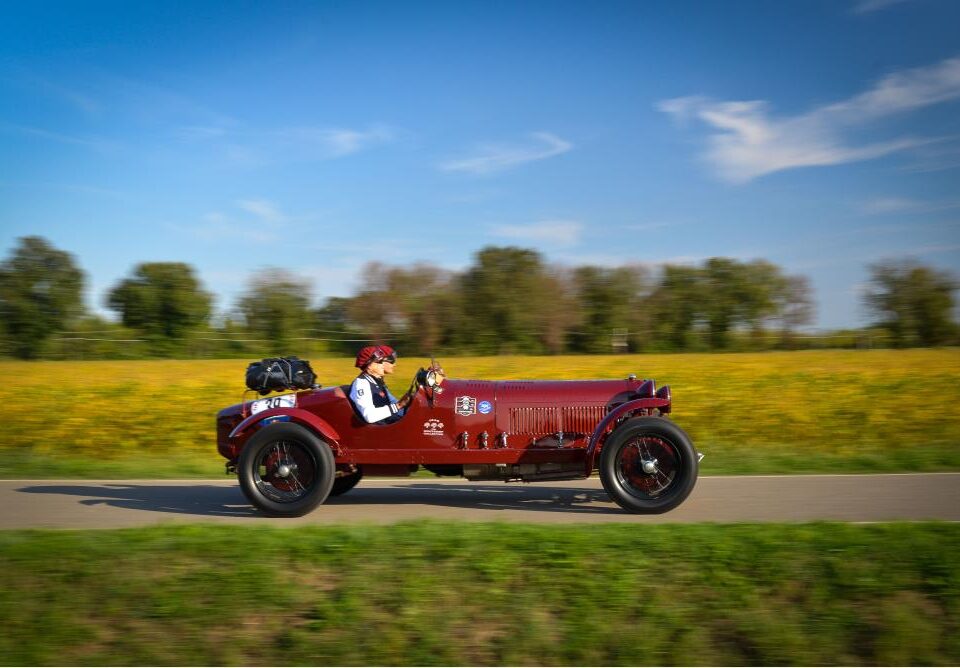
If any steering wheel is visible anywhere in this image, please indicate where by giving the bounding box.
[412,358,446,401]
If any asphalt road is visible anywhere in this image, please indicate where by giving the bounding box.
[1,473,958,528]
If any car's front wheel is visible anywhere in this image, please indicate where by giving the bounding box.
[599,417,698,513]
[238,422,335,517]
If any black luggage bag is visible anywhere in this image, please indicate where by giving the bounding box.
[245,356,317,395]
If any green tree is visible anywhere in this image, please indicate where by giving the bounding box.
[459,247,556,354]
[702,258,744,349]
[648,265,703,350]
[313,297,359,355]
[775,275,814,348]
[702,258,794,349]
[107,263,212,352]
[238,269,313,352]
[739,260,786,333]
[540,267,578,354]
[644,258,805,351]
[0,236,85,359]
[865,260,957,347]
[348,262,460,356]
[570,265,648,354]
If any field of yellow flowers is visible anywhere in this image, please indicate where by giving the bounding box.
[1,349,957,477]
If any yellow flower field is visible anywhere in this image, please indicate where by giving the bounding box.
[1,349,958,477]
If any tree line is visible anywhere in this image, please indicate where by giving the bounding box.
[0,236,956,359]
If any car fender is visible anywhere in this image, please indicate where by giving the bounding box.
[584,398,671,476]
[229,408,342,453]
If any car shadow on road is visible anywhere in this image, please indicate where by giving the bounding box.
[326,482,623,515]
[17,481,622,519]
[17,484,257,518]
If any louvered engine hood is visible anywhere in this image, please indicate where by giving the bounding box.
[440,378,641,408]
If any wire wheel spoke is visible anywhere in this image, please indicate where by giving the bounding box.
[616,435,681,499]
[253,438,317,503]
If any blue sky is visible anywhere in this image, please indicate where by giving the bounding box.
[1,0,958,329]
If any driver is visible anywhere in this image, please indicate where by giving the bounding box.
[381,345,398,376]
[350,346,412,424]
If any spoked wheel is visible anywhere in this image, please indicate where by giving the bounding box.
[238,423,335,516]
[330,467,363,497]
[599,417,699,513]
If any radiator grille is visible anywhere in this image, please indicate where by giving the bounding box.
[561,405,607,434]
[509,405,605,434]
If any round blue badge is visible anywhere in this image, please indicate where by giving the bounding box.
[478,400,493,414]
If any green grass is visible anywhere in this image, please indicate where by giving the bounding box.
[1,522,958,665]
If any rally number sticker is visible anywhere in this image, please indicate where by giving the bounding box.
[251,394,296,415]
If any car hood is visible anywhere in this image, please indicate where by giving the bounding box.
[442,378,641,407]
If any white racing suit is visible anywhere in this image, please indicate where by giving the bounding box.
[349,372,403,424]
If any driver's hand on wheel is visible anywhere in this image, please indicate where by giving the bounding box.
[397,391,415,410]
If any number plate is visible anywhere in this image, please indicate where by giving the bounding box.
[250,394,297,415]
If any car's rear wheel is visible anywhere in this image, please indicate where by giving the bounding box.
[330,467,363,496]
[599,417,698,513]
[238,422,335,516]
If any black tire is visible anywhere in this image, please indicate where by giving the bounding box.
[599,417,699,514]
[238,422,335,517]
[330,468,363,496]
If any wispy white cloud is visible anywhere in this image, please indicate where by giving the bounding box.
[0,181,126,199]
[173,125,228,140]
[490,220,583,247]
[17,70,396,165]
[0,122,119,153]
[273,124,395,158]
[623,221,675,232]
[238,198,285,222]
[123,71,393,162]
[851,0,913,15]
[100,72,238,127]
[858,196,960,214]
[893,242,960,256]
[900,139,960,173]
[2,68,102,115]
[441,132,572,175]
[32,76,101,115]
[174,199,292,244]
[181,212,276,244]
[659,56,960,183]
[790,238,960,270]
[179,123,396,165]
[442,188,504,205]
[858,197,925,214]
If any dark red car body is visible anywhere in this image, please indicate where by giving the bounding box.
[216,369,698,515]
[219,377,669,477]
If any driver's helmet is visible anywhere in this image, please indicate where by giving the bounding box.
[380,345,397,363]
[355,345,388,369]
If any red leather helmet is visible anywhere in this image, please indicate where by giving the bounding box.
[354,345,388,369]
[380,345,397,363]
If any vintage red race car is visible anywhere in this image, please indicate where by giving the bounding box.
[216,362,700,516]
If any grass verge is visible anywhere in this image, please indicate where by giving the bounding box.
[1,522,958,665]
